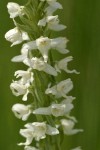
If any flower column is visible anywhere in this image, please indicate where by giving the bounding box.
[5,0,83,150]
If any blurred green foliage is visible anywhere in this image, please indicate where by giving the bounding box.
[0,0,100,149]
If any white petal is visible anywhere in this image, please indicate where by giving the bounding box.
[22,31,30,41]
[49,24,66,31]
[19,129,33,145]
[48,2,63,9]
[36,36,51,61]
[57,48,69,54]
[56,56,79,74]
[45,85,57,95]
[45,2,62,15]
[22,89,29,101]
[23,58,32,67]
[22,41,37,51]
[38,18,47,26]
[67,129,83,135]
[46,125,59,135]
[18,136,33,146]
[11,40,22,47]
[11,54,27,62]
[36,36,51,51]
[44,64,57,76]
[61,119,83,135]
[57,78,73,97]
[7,2,21,18]
[62,96,76,103]
[33,107,51,115]
[51,104,66,117]
[51,37,69,54]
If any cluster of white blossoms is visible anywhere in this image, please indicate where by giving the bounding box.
[5,0,82,150]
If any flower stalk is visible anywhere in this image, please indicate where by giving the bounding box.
[5,0,83,150]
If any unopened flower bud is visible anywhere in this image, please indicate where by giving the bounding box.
[7,2,24,18]
[12,103,32,121]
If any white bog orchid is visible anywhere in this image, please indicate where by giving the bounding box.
[5,27,29,46]
[20,36,51,62]
[45,78,73,98]
[12,103,32,121]
[33,98,74,117]
[10,80,30,101]
[20,36,68,62]
[7,2,24,18]
[19,122,59,145]
[61,119,83,135]
[55,56,79,74]
[36,36,69,61]
[38,15,66,31]
[6,0,82,149]
[24,146,39,150]
[14,69,34,85]
[23,57,57,76]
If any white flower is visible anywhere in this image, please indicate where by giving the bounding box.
[19,36,68,62]
[7,2,24,18]
[20,37,51,62]
[5,27,29,46]
[10,80,29,101]
[55,56,79,74]
[23,57,57,76]
[61,119,83,135]
[24,146,39,150]
[36,36,51,62]
[12,103,32,121]
[45,78,73,98]
[38,15,66,31]
[45,1,63,15]
[27,122,47,141]
[14,69,34,85]
[18,122,59,145]
[71,146,82,150]
[51,37,69,54]
[33,97,74,117]
[51,100,73,117]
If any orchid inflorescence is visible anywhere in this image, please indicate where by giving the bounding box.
[5,0,83,150]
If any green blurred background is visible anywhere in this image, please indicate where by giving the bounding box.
[0,0,100,149]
